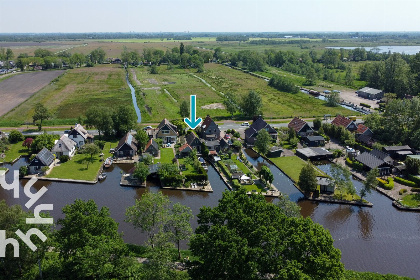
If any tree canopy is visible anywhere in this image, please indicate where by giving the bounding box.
[189,189,344,279]
[255,129,272,155]
[241,90,262,118]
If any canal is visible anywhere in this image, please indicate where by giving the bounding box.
[1,154,420,278]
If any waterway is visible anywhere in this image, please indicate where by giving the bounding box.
[326,46,420,55]
[1,155,420,278]
[126,71,141,123]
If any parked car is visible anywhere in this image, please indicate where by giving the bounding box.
[143,125,153,130]
[241,122,249,126]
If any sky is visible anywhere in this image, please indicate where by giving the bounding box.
[0,0,419,33]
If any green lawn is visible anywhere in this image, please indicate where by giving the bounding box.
[268,156,326,182]
[333,190,362,202]
[222,154,254,177]
[46,140,118,181]
[159,148,175,164]
[178,157,195,175]
[241,184,266,193]
[0,141,29,163]
[401,193,420,208]
[46,153,102,181]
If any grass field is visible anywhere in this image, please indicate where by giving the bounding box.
[197,64,353,119]
[1,64,131,124]
[131,65,228,122]
[0,141,29,163]
[268,156,326,183]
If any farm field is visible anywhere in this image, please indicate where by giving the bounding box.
[0,70,65,117]
[196,63,353,118]
[0,64,131,125]
[131,66,229,122]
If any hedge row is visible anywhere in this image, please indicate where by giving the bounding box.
[411,188,420,192]
[377,177,394,190]
[185,173,208,182]
[217,161,232,178]
[345,157,363,171]
[408,174,420,185]
[394,176,416,187]
[360,103,371,108]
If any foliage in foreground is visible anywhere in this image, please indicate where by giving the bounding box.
[188,189,344,279]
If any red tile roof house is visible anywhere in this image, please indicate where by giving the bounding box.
[144,139,159,157]
[178,143,193,158]
[355,124,373,137]
[288,117,314,137]
[331,115,357,131]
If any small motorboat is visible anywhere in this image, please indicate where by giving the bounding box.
[104,157,113,168]
[98,173,107,181]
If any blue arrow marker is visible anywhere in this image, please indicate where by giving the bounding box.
[184,95,202,129]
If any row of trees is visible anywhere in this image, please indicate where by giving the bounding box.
[121,43,212,72]
[84,105,137,138]
[15,47,106,71]
[0,47,14,69]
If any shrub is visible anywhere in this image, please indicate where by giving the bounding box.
[360,103,371,108]
[8,130,24,144]
[59,155,70,163]
[408,174,420,185]
[19,166,28,177]
[377,177,394,190]
[185,173,208,183]
[394,176,416,187]
[399,189,407,195]
[345,157,353,166]
[217,161,232,178]
[231,179,241,190]
[411,188,420,192]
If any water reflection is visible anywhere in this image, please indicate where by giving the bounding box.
[323,205,355,231]
[357,209,374,240]
[298,200,319,218]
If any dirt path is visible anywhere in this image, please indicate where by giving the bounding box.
[130,69,142,85]
[0,70,65,117]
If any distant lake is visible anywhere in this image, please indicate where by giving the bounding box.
[326,46,420,55]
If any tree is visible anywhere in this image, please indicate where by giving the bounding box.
[405,157,420,175]
[0,201,52,279]
[22,137,33,150]
[305,67,317,86]
[255,129,271,155]
[276,194,301,218]
[85,106,114,137]
[112,105,137,137]
[179,43,185,55]
[313,118,322,130]
[329,164,355,200]
[360,168,379,201]
[325,91,340,107]
[241,90,262,118]
[133,162,149,182]
[298,161,318,193]
[31,133,56,153]
[179,100,189,118]
[141,153,154,165]
[8,130,24,143]
[32,103,51,130]
[135,129,150,153]
[126,192,171,248]
[149,64,158,74]
[165,203,193,260]
[258,165,274,186]
[56,199,133,279]
[94,140,106,150]
[344,67,354,86]
[82,143,100,160]
[188,189,344,279]
[223,92,238,117]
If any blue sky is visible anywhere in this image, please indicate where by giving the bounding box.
[0,0,418,33]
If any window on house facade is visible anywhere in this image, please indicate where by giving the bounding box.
[162,130,169,134]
